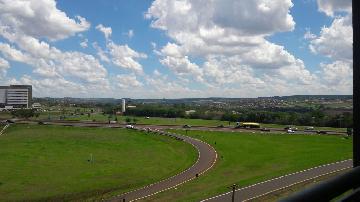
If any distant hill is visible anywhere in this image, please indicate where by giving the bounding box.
[34,95,352,105]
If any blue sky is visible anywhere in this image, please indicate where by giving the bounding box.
[0,0,353,98]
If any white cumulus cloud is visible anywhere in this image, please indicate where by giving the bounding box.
[309,15,352,61]
[107,42,147,74]
[96,24,112,40]
[0,0,90,41]
[317,0,352,16]
[0,57,9,78]
[116,74,143,88]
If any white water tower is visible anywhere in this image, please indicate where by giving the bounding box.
[121,99,126,113]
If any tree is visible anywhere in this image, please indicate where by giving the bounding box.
[125,117,131,123]
[11,109,36,119]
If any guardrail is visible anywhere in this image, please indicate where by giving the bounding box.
[280,166,360,201]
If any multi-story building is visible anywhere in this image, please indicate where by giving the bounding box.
[0,85,32,109]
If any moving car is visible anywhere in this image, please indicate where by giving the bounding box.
[183,125,191,128]
[126,125,134,129]
[284,126,298,131]
[287,129,295,134]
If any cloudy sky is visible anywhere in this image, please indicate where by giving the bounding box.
[0,0,353,98]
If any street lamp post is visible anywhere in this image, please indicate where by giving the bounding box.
[228,184,239,202]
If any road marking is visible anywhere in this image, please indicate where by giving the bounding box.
[0,124,9,136]
[243,166,351,202]
[201,159,352,201]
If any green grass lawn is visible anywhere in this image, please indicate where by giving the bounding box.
[63,114,229,126]
[0,124,197,201]
[145,130,352,202]
[133,117,229,126]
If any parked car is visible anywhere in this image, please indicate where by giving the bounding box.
[183,125,191,128]
[305,126,314,130]
[317,130,327,134]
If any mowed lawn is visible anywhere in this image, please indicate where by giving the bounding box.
[62,114,346,132]
[0,124,197,201]
[145,130,352,201]
[65,114,228,126]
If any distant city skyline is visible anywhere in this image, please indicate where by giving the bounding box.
[0,0,353,98]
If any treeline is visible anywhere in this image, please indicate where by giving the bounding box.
[124,104,186,118]
[11,109,40,119]
[107,104,353,128]
[220,111,353,128]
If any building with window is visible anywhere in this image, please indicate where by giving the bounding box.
[0,85,32,109]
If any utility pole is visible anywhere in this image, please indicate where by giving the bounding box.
[228,184,239,202]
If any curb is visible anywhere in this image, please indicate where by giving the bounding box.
[201,159,352,201]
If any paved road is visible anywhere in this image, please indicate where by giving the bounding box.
[30,120,346,135]
[202,159,353,202]
[106,127,217,202]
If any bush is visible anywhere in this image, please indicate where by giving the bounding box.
[11,109,36,119]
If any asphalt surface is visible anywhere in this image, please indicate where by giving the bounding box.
[107,126,217,202]
[202,159,353,202]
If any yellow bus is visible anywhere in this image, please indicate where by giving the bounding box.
[238,122,261,128]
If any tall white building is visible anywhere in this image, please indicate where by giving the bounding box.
[0,85,32,109]
[121,99,126,113]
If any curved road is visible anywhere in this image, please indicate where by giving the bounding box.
[32,121,218,202]
[16,120,351,201]
[107,127,217,202]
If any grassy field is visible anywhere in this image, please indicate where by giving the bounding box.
[144,130,352,201]
[1,110,345,132]
[64,114,229,126]
[0,124,197,201]
[62,114,347,132]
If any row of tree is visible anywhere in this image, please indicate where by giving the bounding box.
[220,111,353,128]
[120,104,353,128]
[124,105,186,118]
[10,109,40,119]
